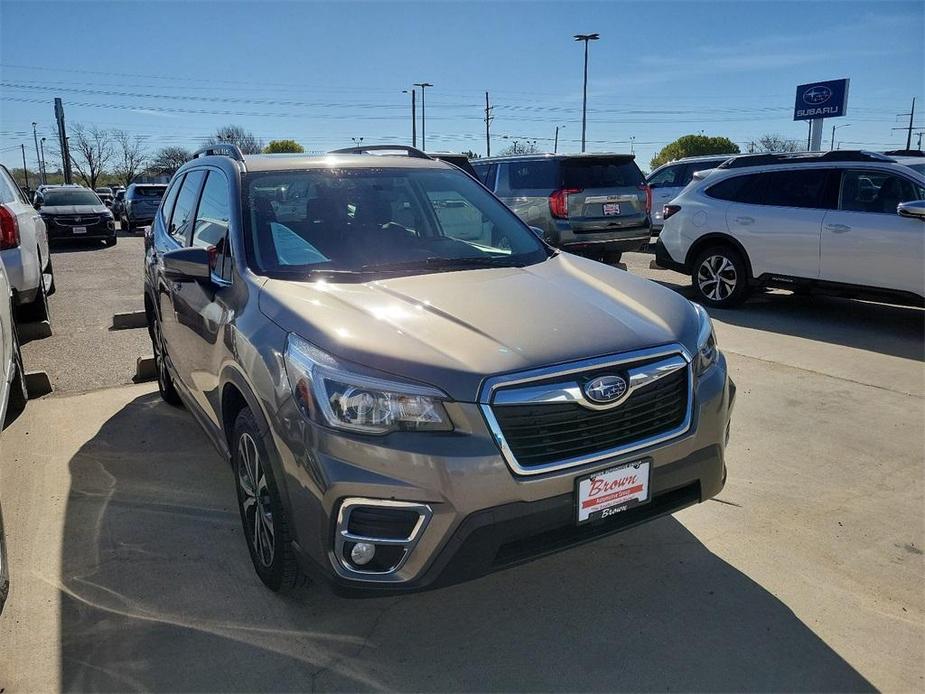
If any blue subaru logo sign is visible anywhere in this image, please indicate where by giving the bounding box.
[803,86,832,105]
[584,375,628,404]
[794,78,849,121]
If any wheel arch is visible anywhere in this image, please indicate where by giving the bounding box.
[685,233,755,283]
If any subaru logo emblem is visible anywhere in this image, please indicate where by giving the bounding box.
[803,86,832,105]
[583,375,628,404]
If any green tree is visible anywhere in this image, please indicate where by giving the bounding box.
[650,135,740,170]
[263,139,305,154]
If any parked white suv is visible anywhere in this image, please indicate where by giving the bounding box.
[653,151,925,307]
[647,154,738,234]
[0,165,53,324]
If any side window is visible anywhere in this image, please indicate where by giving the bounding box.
[191,171,231,248]
[648,165,683,189]
[761,169,837,209]
[480,163,498,189]
[706,173,763,203]
[508,160,558,190]
[192,171,233,281]
[0,167,18,204]
[167,170,206,244]
[840,170,923,214]
[160,174,185,229]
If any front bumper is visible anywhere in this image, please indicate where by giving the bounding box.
[45,217,115,241]
[274,353,734,594]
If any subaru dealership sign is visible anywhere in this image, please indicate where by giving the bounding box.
[794,79,849,120]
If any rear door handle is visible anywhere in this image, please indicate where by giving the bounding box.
[826,223,851,233]
[734,216,755,226]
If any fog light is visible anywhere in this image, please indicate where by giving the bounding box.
[350,542,376,566]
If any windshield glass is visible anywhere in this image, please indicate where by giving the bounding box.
[43,189,101,206]
[243,167,549,279]
[131,186,166,198]
[563,158,644,188]
[903,162,925,175]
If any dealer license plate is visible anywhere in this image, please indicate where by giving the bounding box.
[603,203,621,216]
[73,226,87,234]
[576,460,651,524]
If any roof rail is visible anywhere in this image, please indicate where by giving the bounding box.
[191,143,246,162]
[328,144,432,159]
[883,149,925,157]
[718,150,894,169]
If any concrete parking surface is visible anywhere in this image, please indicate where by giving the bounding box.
[1,250,922,691]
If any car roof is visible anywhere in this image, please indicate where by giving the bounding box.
[238,153,454,172]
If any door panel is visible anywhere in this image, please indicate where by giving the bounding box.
[820,170,925,295]
[725,203,825,279]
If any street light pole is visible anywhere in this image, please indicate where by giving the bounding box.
[830,123,851,151]
[554,126,560,154]
[351,137,364,149]
[21,144,29,190]
[40,138,47,183]
[413,82,433,150]
[402,89,417,147]
[574,33,599,153]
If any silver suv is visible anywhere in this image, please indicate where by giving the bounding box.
[144,144,734,593]
[473,154,651,264]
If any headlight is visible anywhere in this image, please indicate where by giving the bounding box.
[693,303,718,375]
[284,334,452,435]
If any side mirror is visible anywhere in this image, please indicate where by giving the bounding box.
[897,200,925,220]
[163,247,211,283]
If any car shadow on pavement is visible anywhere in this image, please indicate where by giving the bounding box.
[57,394,874,692]
[650,274,923,362]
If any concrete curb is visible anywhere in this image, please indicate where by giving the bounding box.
[112,310,148,330]
[19,321,52,341]
[24,371,53,398]
[134,356,156,383]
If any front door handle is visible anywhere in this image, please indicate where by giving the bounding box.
[734,216,755,226]
[826,223,852,233]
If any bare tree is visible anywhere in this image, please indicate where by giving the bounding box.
[148,146,192,176]
[755,134,802,153]
[500,140,540,156]
[69,123,114,189]
[206,125,263,154]
[113,130,148,186]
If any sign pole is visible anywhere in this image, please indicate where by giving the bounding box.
[809,118,824,152]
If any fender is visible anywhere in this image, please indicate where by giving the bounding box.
[684,232,755,282]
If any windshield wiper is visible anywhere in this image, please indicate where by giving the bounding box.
[360,256,522,273]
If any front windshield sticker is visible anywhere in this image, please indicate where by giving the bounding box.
[271,222,331,266]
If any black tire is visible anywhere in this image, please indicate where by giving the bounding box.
[4,324,28,427]
[45,256,55,296]
[103,235,117,247]
[150,313,182,406]
[692,245,750,308]
[122,215,133,233]
[232,407,305,593]
[18,267,50,324]
[602,251,623,265]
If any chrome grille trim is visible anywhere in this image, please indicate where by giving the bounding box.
[479,344,694,476]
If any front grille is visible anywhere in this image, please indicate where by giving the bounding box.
[51,215,107,228]
[492,365,688,468]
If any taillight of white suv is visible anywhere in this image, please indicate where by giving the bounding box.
[0,205,20,250]
[663,204,681,222]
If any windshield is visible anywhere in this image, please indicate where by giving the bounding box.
[563,158,644,188]
[130,186,166,198]
[244,167,549,280]
[43,189,101,206]
[903,162,925,175]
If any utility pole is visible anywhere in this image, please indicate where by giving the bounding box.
[891,98,919,151]
[403,89,417,147]
[831,123,851,151]
[630,136,636,154]
[55,98,73,184]
[31,122,45,185]
[484,91,493,157]
[574,33,599,153]
[413,82,432,150]
[21,144,29,190]
[554,126,560,154]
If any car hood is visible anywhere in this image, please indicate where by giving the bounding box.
[40,205,110,215]
[258,254,700,402]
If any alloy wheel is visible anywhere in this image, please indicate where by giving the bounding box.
[237,432,275,568]
[697,254,738,302]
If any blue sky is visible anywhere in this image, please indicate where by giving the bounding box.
[1,0,922,173]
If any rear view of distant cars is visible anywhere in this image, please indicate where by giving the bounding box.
[120,183,166,232]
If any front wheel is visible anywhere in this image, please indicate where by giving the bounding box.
[602,251,623,265]
[18,268,50,325]
[150,314,182,406]
[692,246,750,308]
[103,235,117,247]
[122,215,133,233]
[232,408,305,592]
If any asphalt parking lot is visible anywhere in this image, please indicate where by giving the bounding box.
[1,235,923,691]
